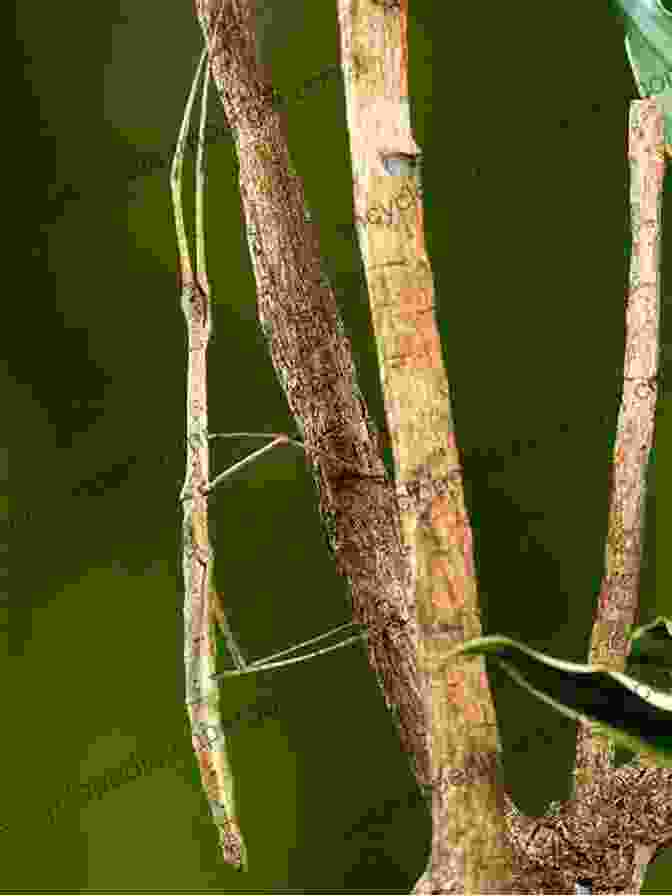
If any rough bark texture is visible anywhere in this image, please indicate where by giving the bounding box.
[191,2,671,889]
[504,762,670,894]
[336,1,517,893]
[195,0,432,799]
[501,97,671,896]
[574,95,664,792]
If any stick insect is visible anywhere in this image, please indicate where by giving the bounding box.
[171,35,369,871]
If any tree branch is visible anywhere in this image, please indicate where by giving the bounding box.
[194,0,432,801]
[572,95,664,801]
[334,0,517,892]
[189,4,670,891]
[502,96,669,896]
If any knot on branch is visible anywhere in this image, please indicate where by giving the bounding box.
[505,761,671,893]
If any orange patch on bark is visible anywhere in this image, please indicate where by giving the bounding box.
[428,497,475,610]
[445,668,484,723]
[463,700,485,724]
[396,287,442,369]
[430,553,462,611]
[461,523,475,578]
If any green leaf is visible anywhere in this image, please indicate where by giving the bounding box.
[445,632,672,766]
[628,615,672,665]
[613,1,672,145]
[626,617,672,694]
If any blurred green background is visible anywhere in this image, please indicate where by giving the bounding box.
[4,0,670,892]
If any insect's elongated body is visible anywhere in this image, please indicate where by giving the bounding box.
[172,45,248,870]
[182,515,247,868]
[170,14,369,868]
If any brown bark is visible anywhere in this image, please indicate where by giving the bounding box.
[502,96,670,896]
[191,2,671,891]
[573,96,664,798]
[195,0,431,799]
